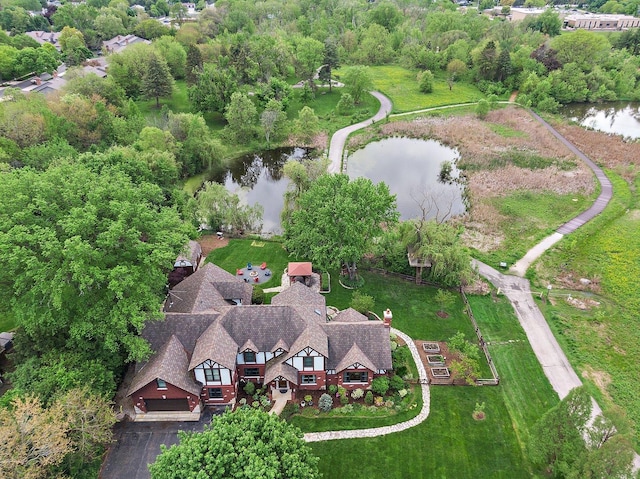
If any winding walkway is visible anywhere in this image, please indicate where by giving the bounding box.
[304,328,430,442]
[327,91,393,174]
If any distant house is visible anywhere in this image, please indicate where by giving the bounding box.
[25,31,62,50]
[102,34,151,54]
[168,240,202,287]
[127,262,393,421]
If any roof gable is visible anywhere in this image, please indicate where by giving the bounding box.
[287,262,312,276]
[324,322,392,371]
[128,335,201,397]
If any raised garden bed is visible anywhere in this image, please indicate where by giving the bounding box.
[427,355,445,366]
[422,342,440,353]
[431,367,450,378]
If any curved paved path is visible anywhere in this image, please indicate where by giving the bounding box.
[304,328,430,442]
[327,91,392,174]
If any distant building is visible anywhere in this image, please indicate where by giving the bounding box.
[564,13,640,30]
[509,7,547,21]
[102,34,151,54]
[24,31,62,50]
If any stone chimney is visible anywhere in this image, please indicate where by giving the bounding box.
[35,77,42,85]
[383,308,393,328]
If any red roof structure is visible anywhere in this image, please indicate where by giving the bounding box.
[287,262,312,277]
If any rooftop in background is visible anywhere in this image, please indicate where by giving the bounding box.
[25,31,62,50]
[102,34,151,55]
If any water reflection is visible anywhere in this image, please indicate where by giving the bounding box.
[561,102,640,139]
[207,148,313,234]
[346,138,466,221]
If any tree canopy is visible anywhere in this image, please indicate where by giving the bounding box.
[149,408,320,479]
[284,174,398,280]
[0,162,189,397]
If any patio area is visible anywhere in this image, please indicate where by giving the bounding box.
[236,262,273,284]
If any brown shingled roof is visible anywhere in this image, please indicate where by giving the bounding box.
[189,321,238,371]
[331,308,369,323]
[264,359,299,385]
[335,342,377,372]
[164,263,252,313]
[324,322,392,371]
[128,335,201,397]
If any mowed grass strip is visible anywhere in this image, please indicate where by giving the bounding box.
[468,294,558,452]
[365,65,486,113]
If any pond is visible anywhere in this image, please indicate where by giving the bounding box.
[560,102,640,140]
[346,138,466,221]
[206,147,315,234]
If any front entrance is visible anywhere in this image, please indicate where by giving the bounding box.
[276,379,288,392]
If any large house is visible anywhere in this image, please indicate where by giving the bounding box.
[127,263,393,421]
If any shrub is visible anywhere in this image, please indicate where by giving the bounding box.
[390,341,398,351]
[398,389,408,398]
[318,393,333,412]
[328,384,338,395]
[340,395,349,405]
[351,388,364,400]
[418,70,434,93]
[280,402,299,420]
[389,375,405,391]
[239,398,247,406]
[350,291,375,314]
[371,377,390,396]
[338,404,354,414]
[304,395,312,403]
[260,395,270,407]
[252,286,265,304]
[374,396,384,406]
[336,92,354,115]
[243,382,256,396]
[365,390,374,405]
[252,401,259,408]
[337,386,347,398]
[475,99,490,119]
[389,332,397,341]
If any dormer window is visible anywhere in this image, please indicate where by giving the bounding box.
[244,351,256,363]
[156,379,167,389]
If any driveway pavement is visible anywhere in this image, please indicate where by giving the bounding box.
[100,411,213,479]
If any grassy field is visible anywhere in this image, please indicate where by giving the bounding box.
[472,190,598,267]
[534,172,640,443]
[364,65,488,113]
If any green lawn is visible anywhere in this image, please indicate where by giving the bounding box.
[204,238,299,292]
[471,190,598,268]
[365,65,488,113]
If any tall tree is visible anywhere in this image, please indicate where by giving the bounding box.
[0,163,188,382]
[342,65,373,104]
[294,105,320,144]
[189,62,238,113]
[142,52,174,108]
[320,37,340,91]
[295,36,324,88]
[149,408,320,479]
[284,174,398,281]
[224,91,257,142]
[185,44,203,85]
[446,59,467,90]
[260,99,287,146]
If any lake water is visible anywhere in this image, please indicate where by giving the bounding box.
[346,138,466,221]
[560,102,640,140]
[207,147,314,234]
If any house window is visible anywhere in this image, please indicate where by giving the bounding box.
[156,379,167,389]
[243,351,256,363]
[343,371,368,383]
[303,356,314,369]
[302,374,316,384]
[208,388,223,399]
[204,368,221,382]
[244,367,259,377]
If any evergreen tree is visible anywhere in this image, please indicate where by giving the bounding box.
[321,37,340,92]
[185,43,202,86]
[142,53,174,108]
[477,40,497,81]
[495,48,512,83]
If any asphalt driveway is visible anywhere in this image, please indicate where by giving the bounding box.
[100,411,213,479]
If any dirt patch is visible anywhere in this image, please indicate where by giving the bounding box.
[197,234,229,257]
[436,311,449,318]
[565,295,601,311]
[582,365,613,401]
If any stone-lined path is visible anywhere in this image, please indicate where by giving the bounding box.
[304,328,430,442]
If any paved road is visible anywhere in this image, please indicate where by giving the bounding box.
[327,91,393,174]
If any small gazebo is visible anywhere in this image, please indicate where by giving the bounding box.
[287,262,313,286]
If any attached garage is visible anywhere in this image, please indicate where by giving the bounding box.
[145,398,190,412]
